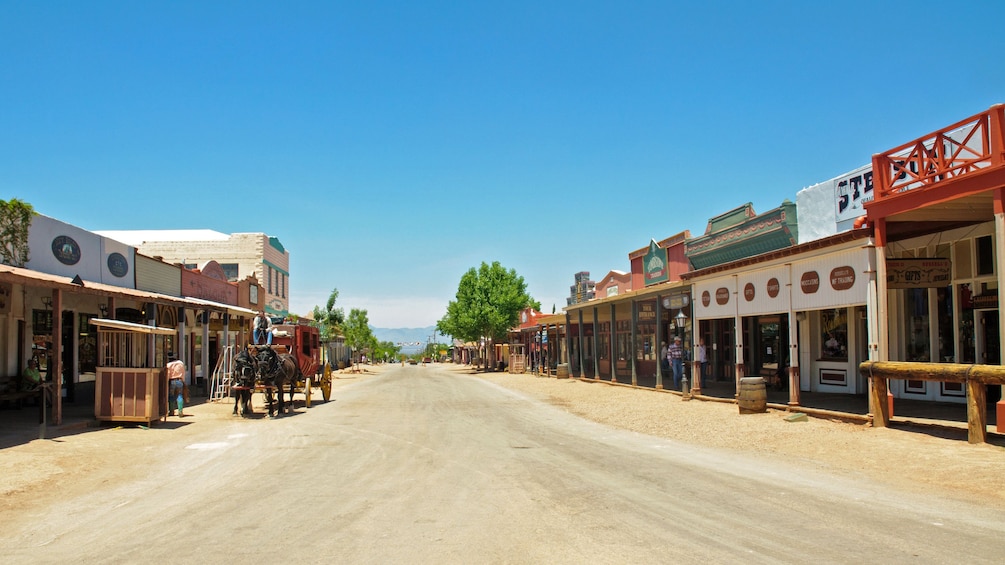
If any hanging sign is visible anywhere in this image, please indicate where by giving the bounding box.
[886,258,951,289]
[643,240,669,286]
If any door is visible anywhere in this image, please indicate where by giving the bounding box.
[61,310,75,402]
[978,310,1002,402]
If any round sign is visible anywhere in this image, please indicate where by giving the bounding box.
[743,282,755,302]
[800,271,820,294]
[766,277,780,298]
[107,252,129,278]
[830,266,856,291]
[701,290,711,308]
[715,287,730,306]
[51,235,81,266]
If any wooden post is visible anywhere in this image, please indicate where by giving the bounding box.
[967,376,987,444]
[630,300,638,387]
[592,306,600,380]
[609,302,617,383]
[870,371,890,428]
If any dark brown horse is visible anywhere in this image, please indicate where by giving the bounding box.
[255,346,298,417]
[232,347,257,417]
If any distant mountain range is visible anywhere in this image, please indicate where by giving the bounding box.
[371,326,451,353]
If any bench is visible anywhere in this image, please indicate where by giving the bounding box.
[0,374,42,409]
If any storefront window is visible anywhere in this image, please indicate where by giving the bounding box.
[636,321,655,360]
[598,322,610,360]
[905,288,930,362]
[616,320,631,360]
[936,286,955,362]
[78,313,97,374]
[958,284,975,363]
[820,309,848,360]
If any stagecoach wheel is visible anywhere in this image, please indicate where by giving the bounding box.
[304,377,312,408]
[321,362,333,402]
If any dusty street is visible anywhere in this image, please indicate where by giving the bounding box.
[1,363,1004,563]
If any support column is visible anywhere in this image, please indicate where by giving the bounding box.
[201,310,210,395]
[786,264,800,407]
[146,302,156,369]
[176,306,186,379]
[592,306,600,380]
[577,309,585,378]
[630,300,638,386]
[655,295,664,390]
[733,276,744,398]
[995,190,1005,432]
[609,302,617,383]
[51,288,63,426]
[873,220,892,426]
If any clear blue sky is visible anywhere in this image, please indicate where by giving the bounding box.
[3,1,1004,328]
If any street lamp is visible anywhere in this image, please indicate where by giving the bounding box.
[675,309,687,338]
[677,309,690,398]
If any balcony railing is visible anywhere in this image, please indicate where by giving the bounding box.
[871,104,1005,201]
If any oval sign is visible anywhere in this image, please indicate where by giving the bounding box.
[800,271,820,294]
[715,287,730,306]
[743,282,755,302]
[766,277,780,298]
[830,266,856,291]
[701,290,711,308]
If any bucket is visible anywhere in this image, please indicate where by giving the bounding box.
[738,377,767,414]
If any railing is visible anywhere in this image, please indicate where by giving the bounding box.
[871,104,1005,201]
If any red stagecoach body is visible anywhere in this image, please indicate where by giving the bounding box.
[269,321,321,379]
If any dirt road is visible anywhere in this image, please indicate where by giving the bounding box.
[2,364,1004,563]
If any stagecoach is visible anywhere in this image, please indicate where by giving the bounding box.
[266,320,333,404]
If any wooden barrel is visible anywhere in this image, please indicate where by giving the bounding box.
[556,363,570,378]
[738,377,767,414]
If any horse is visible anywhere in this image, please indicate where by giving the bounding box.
[255,345,299,417]
[232,347,257,417]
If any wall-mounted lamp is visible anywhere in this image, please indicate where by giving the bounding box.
[40,295,52,310]
[99,304,109,317]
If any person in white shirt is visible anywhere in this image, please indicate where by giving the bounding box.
[253,311,273,345]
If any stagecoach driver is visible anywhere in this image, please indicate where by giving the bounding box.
[254,310,273,345]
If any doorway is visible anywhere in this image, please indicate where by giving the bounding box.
[977,309,1002,403]
[61,310,75,403]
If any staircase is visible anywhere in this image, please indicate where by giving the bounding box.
[209,346,236,403]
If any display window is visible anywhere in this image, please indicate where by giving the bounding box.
[820,309,848,361]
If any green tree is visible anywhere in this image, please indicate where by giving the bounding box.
[372,340,401,363]
[311,287,345,343]
[437,261,539,369]
[0,198,35,267]
[343,308,374,372]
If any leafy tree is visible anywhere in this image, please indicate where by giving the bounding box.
[342,307,374,371]
[372,340,401,363]
[437,261,539,369]
[0,198,35,267]
[311,287,345,343]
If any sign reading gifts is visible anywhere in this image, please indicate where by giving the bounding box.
[886,258,952,289]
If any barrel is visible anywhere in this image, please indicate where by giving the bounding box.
[556,363,570,378]
[738,377,767,414]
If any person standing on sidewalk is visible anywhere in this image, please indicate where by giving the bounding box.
[696,337,709,385]
[668,336,684,390]
[166,352,186,417]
